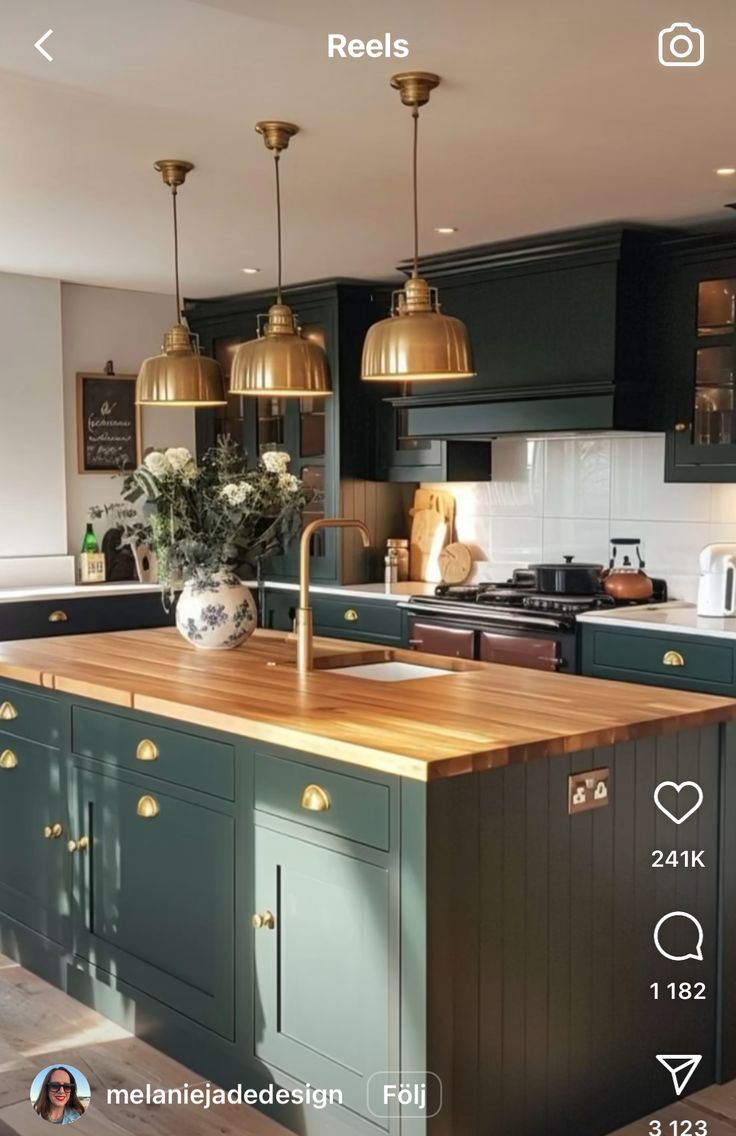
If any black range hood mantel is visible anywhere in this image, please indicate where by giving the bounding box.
[389,223,677,438]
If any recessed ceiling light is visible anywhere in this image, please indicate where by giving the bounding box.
[715,168,736,177]
[434,226,458,234]
[241,267,260,274]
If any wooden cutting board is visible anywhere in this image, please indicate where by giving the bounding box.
[410,508,449,582]
[439,542,473,585]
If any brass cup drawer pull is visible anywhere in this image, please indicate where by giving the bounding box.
[663,650,685,667]
[0,701,18,721]
[43,823,63,840]
[136,739,160,762]
[301,783,331,812]
[252,910,275,930]
[136,794,160,818]
[48,610,68,623]
[0,749,18,770]
[67,836,89,854]
[674,422,689,433]
[343,609,359,622]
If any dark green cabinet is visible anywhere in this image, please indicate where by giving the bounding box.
[262,587,403,645]
[0,733,66,944]
[70,765,235,1038]
[253,824,394,1125]
[580,622,736,696]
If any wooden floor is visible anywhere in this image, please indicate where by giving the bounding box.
[2,951,736,1136]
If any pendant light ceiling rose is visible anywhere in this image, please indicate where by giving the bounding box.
[390,71,440,107]
[255,121,299,152]
[136,158,226,406]
[153,159,194,187]
[230,120,332,397]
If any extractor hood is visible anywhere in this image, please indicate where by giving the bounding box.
[387,224,675,439]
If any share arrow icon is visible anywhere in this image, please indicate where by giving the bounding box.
[656,1054,702,1096]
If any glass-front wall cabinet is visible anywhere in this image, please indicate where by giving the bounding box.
[667,256,736,481]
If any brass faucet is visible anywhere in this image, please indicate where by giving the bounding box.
[296,518,371,673]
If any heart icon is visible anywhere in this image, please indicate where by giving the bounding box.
[653,781,704,826]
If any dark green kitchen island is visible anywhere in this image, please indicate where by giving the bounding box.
[0,628,734,1136]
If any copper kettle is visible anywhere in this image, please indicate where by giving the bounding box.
[602,538,653,601]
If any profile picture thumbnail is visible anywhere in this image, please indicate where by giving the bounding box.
[30,1064,90,1125]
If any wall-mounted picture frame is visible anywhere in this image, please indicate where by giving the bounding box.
[76,372,141,474]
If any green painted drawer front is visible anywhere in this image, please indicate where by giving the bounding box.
[71,706,235,800]
[312,596,402,644]
[0,681,61,748]
[254,825,392,1126]
[0,736,66,943]
[255,753,390,851]
[589,628,735,691]
[72,767,235,1038]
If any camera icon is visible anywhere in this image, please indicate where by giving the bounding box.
[658,22,704,67]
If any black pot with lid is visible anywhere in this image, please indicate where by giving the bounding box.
[529,555,604,596]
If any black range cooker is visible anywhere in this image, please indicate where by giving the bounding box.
[400,570,667,673]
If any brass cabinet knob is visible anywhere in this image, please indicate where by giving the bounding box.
[48,610,68,623]
[43,823,63,839]
[674,422,689,433]
[301,783,331,812]
[136,794,160,818]
[663,650,685,667]
[0,749,18,770]
[0,701,18,721]
[67,836,89,853]
[252,910,275,930]
[343,609,359,622]
[135,739,159,762]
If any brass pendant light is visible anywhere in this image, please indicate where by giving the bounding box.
[230,122,332,397]
[361,72,475,383]
[136,160,226,407]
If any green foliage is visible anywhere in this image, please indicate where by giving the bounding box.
[122,438,311,584]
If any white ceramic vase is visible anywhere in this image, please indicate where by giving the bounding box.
[175,570,257,650]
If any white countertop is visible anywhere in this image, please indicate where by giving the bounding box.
[0,582,162,605]
[577,602,736,640]
[263,580,438,603]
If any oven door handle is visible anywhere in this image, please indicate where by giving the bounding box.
[400,602,571,632]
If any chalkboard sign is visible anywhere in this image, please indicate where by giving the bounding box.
[76,373,141,473]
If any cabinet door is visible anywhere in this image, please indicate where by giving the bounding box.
[0,737,66,943]
[408,619,476,658]
[254,825,392,1124]
[71,767,235,1038]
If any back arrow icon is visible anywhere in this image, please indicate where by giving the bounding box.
[34,29,53,62]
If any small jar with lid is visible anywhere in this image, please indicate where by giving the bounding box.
[386,538,409,583]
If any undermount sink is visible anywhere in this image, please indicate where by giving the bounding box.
[329,661,457,682]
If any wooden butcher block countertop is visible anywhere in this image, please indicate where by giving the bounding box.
[0,627,735,781]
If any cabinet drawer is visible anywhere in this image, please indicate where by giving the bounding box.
[71,707,235,800]
[0,681,62,748]
[591,629,734,689]
[255,754,390,851]
[312,597,402,644]
[0,594,174,641]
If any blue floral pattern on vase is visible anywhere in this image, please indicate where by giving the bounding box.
[175,570,258,650]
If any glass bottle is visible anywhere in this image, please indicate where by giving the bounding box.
[82,523,99,553]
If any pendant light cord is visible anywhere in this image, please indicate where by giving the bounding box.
[412,105,419,279]
[274,152,283,303]
[171,185,181,322]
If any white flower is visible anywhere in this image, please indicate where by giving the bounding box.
[220,482,254,507]
[165,446,194,473]
[278,472,300,493]
[143,450,171,477]
[261,450,290,474]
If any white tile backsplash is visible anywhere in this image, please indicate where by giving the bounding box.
[423,433,736,601]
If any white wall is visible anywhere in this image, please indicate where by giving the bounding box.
[61,283,195,550]
[425,434,736,603]
[0,273,66,558]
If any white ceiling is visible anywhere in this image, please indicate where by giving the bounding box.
[0,0,733,297]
